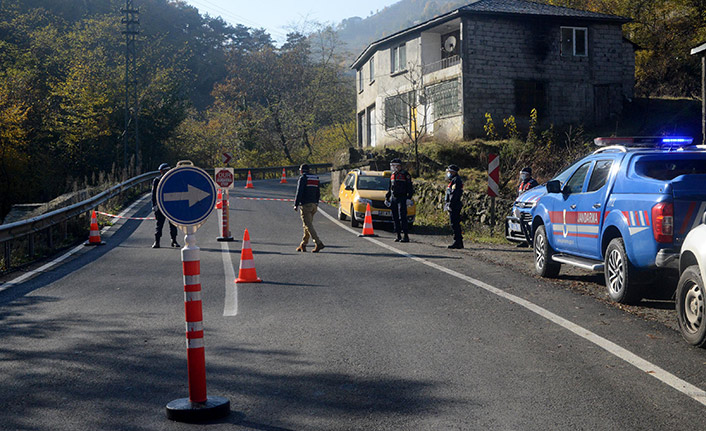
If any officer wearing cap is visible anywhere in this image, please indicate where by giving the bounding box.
[445,165,464,249]
[385,158,414,242]
[518,166,539,195]
[294,164,324,252]
[151,163,179,248]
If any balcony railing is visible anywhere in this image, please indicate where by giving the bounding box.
[422,55,461,75]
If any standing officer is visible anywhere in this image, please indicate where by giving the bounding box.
[151,163,179,248]
[385,158,413,242]
[294,164,324,252]
[518,166,539,195]
[445,164,464,249]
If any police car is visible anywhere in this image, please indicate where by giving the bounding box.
[528,136,706,304]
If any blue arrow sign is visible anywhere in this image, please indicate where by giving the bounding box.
[156,166,216,227]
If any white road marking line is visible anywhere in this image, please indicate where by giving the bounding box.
[318,208,706,407]
[1,194,151,292]
[219,200,238,316]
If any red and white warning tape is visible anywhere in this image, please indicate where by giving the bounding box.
[95,211,155,220]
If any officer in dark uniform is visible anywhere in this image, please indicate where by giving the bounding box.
[518,166,539,195]
[385,158,413,242]
[151,163,179,248]
[294,164,324,252]
[445,164,464,249]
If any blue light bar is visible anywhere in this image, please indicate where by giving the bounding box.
[661,137,693,144]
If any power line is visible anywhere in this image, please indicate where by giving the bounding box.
[187,0,289,40]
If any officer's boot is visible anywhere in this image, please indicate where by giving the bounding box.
[171,238,180,247]
[395,233,402,242]
[296,243,307,252]
[400,233,410,243]
[152,237,160,248]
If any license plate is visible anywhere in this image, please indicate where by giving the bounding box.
[509,222,521,232]
[373,210,388,216]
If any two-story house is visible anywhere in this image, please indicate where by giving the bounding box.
[351,0,635,148]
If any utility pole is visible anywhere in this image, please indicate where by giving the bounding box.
[122,1,140,173]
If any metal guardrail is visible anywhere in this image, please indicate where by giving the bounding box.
[1,171,159,273]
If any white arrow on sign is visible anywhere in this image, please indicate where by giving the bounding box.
[163,184,211,207]
[222,152,232,165]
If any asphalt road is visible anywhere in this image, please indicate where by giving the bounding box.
[1,175,705,430]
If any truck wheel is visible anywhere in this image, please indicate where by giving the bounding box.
[676,265,706,347]
[350,205,359,228]
[534,225,560,278]
[604,238,642,304]
[338,204,346,220]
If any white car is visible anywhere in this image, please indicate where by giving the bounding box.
[677,212,706,347]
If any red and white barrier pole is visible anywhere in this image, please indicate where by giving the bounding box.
[182,234,207,403]
[217,189,234,242]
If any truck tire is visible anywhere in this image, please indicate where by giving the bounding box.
[338,204,347,220]
[350,205,359,228]
[676,265,706,347]
[534,225,560,278]
[604,238,642,304]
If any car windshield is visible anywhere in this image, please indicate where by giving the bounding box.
[634,156,706,180]
[357,175,389,190]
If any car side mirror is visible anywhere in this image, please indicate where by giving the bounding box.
[546,180,561,194]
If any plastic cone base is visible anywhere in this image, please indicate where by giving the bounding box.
[166,396,230,423]
[358,233,378,237]
[236,276,262,283]
[84,240,105,246]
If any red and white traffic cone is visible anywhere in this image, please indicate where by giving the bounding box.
[84,210,105,246]
[280,168,287,184]
[244,171,254,189]
[166,232,230,422]
[358,203,378,237]
[217,189,234,242]
[235,229,261,283]
[215,189,223,210]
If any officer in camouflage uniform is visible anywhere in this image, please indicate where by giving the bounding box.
[294,164,324,252]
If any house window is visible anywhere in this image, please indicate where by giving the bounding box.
[514,80,545,117]
[390,43,407,74]
[561,27,588,57]
[426,79,460,120]
[369,56,375,84]
[358,68,363,93]
[385,91,414,129]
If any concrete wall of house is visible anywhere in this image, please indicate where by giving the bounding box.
[461,16,634,137]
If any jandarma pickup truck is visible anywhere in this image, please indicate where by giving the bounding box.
[525,137,706,304]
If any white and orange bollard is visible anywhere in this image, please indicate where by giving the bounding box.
[279,168,287,184]
[244,171,254,189]
[166,231,230,422]
[216,189,234,242]
[358,203,378,237]
[84,210,105,246]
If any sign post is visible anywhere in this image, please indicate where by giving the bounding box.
[214,168,234,242]
[157,161,230,422]
[487,154,500,234]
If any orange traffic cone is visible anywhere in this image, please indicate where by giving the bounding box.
[358,203,378,237]
[235,229,262,283]
[280,168,287,184]
[245,170,254,189]
[84,210,105,246]
[215,189,223,209]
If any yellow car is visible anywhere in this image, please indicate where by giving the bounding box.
[338,169,416,228]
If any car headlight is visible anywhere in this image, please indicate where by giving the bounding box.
[355,197,372,205]
[513,207,521,218]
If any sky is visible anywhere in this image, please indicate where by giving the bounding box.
[184,0,400,43]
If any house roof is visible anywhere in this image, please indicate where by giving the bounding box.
[692,42,706,56]
[350,0,630,69]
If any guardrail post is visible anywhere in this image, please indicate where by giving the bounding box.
[47,226,54,250]
[28,233,35,258]
[3,241,10,271]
